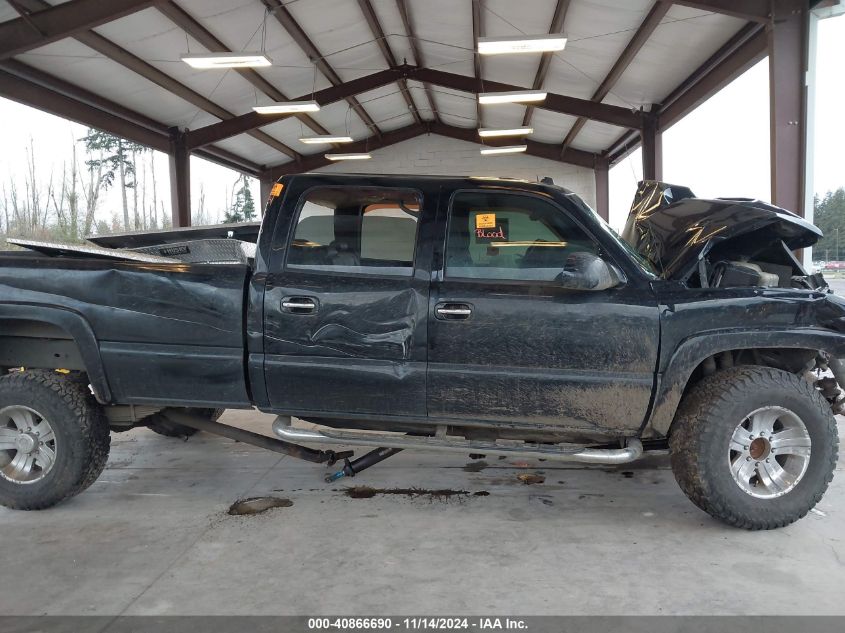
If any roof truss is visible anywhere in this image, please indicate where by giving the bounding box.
[0,0,160,60]
[522,0,571,127]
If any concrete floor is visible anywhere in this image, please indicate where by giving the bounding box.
[0,409,843,616]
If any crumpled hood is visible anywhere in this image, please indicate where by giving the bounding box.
[621,181,822,279]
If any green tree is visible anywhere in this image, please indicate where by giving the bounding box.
[224,175,256,223]
[81,130,146,230]
[813,188,845,262]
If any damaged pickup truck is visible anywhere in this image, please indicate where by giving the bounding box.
[0,174,839,529]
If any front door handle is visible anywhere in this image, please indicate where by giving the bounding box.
[282,296,317,314]
[435,303,472,320]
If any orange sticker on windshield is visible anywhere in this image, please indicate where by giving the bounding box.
[475,213,496,228]
[270,183,284,198]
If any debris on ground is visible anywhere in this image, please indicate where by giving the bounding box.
[517,473,546,485]
[228,496,293,515]
[463,460,488,473]
[343,486,484,501]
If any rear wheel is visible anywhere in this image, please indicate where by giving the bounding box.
[670,366,838,529]
[146,408,224,438]
[0,371,110,510]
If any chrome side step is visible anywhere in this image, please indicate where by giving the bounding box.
[271,417,643,465]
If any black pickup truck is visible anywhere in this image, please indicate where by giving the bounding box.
[0,174,840,529]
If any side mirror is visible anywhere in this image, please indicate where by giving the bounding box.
[559,252,623,291]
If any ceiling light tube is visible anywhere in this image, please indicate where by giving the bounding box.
[253,101,320,114]
[182,52,272,69]
[478,127,533,138]
[478,35,567,55]
[325,153,372,160]
[480,145,528,156]
[478,90,547,105]
[299,135,354,144]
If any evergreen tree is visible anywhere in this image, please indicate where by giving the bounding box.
[813,188,845,261]
[224,175,256,223]
[81,130,146,230]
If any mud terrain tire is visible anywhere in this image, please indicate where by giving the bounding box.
[670,366,838,529]
[0,371,110,510]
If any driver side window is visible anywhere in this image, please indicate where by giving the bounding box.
[445,191,599,281]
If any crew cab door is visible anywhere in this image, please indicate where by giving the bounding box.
[263,183,432,417]
[427,190,660,435]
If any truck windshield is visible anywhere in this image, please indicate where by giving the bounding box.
[562,193,658,277]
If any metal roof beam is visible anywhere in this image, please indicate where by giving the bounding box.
[263,123,426,180]
[471,0,484,127]
[395,0,439,122]
[561,0,670,154]
[10,0,300,161]
[0,0,161,60]
[156,1,329,137]
[671,0,771,22]
[0,68,170,152]
[356,0,422,125]
[261,0,383,137]
[185,66,411,149]
[430,122,599,169]
[523,0,571,127]
[413,66,642,129]
[658,25,766,130]
[0,61,266,176]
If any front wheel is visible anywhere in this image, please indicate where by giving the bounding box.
[670,366,838,529]
[0,371,111,510]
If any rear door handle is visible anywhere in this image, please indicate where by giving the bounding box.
[282,296,317,314]
[435,303,473,320]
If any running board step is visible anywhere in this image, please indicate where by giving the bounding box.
[271,417,643,465]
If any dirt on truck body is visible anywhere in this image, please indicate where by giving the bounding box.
[0,174,839,529]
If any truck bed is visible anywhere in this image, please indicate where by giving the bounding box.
[0,252,251,407]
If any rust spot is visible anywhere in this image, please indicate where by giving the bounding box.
[228,496,293,515]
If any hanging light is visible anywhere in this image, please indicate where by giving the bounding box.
[325,153,372,160]
[299,136,355,144]
[182,52,272,69]
[479,91,547,105]
[253,101,321,114]
[478,127,533,138]
[478,35,567,55]
[480,145,527,155]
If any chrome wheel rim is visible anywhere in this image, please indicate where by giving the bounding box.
[728,406,811,499]
[0,406,57,484]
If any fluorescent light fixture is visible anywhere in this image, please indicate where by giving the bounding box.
[480,145,527,156]
[253,101,320,114]
[325,153,372,161]
[478,127,533,138]
[478,35,567,55]
[182,52,272,69]
[479,90,547,105]
[298,135,354,144]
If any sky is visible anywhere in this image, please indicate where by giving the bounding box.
[0,12,842,233]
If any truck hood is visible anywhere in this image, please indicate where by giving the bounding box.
[621,181,822,279]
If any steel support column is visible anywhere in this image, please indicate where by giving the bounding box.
[169,130,191,227]
[260,178,275,214]
[594,160,610,222]
[768,0,809,216]
[641,114,662,181]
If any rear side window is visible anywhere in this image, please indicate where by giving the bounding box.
[287,187,420,276]
[445,191,599,281]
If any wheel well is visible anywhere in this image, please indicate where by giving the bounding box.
[0,319,86,373]
[681,347,818,403]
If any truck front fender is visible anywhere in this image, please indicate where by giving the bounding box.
[646,327,845,437]
[0,303,113,403]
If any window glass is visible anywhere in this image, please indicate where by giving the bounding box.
[445,191,599,281]
[287,187,420,275]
